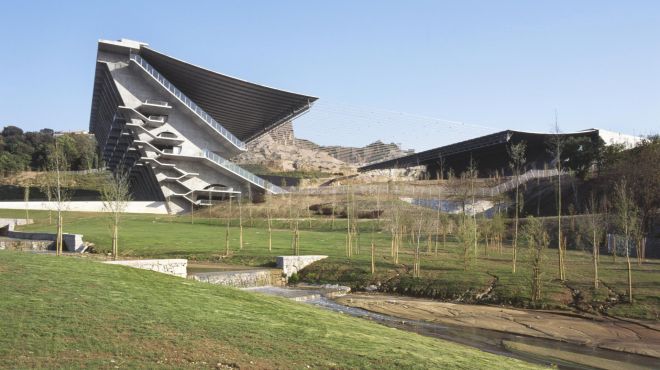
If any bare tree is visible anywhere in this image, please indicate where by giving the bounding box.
[225,195,232,256]
[346,185,352,257]
[238,194,244,250]
[46,139,71,256]
[371,241,376,274]
[267,207,273,252]
[585,193,604,289]
[457,215,477,271]
[466,157,479,258]
[507,140,527,273]
[412,209,426,277]
[522,216,549,303]
[547,117,566,280]
[613,180,639,303]
[491,212,506,254]
[101,167,132,260]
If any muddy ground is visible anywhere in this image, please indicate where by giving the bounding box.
[336,293,660,359]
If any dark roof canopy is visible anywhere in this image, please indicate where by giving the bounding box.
[139,47,317,143]
[359,129,600,172]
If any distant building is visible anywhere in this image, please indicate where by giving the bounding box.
[359,129,641,178]
[89,39,316,213]
[53,130,93,137]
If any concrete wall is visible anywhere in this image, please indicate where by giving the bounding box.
[105,259,187,278]
[188,269,283,288]
[0,218,33,229]
[276,255,328,278]
[4,231,84,252]
[0,217,84,253]
[0,201,169,214]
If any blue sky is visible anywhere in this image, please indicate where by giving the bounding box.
[0,1,658,151]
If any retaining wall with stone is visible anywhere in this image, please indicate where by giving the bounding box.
[0,219,84,252]
[104,259,188,278]
[188,269,283,288]
[276,255,328,278]
[0,238,52,251]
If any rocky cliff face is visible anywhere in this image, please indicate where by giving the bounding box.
[233,121,412,174]
[233,122,351,174]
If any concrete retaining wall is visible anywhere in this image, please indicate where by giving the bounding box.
[0,201,169,214]
[0,218,85,253]
[189,269,283,288]
[105,259,187,278]
[0,218,33,229]
[276,255,328,278]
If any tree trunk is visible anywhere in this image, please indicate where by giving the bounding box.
[371,241,375,274]
[593,229,599,289]
[56,213,63,256]
[112,222,118,261]
[627,247,633,303]
[558,168,564,281]
[513,182,519,273]
[225,228,229,256]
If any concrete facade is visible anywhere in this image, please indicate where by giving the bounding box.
[89,39,316,213]
[0,201,169,214]
[104,259,188,278]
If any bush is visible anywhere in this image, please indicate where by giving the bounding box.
[288,272,300,285]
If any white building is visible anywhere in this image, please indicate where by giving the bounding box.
[89,39,317,213]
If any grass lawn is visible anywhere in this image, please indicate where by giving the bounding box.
[0,252,541,369]
[2,208,658,321]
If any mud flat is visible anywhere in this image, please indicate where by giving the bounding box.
[336,294,660,359]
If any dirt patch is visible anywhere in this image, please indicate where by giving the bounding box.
[337,293,660,359]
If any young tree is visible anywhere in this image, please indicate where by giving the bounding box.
[345,185,352,257]
[613,180,639,303]
[491,212,506,254]
[371,241,376,274]
[548,119,566,280]
[585,193,604,289]
[521,216,549,304]
[466,157,479,258]
[457,215,477,271]
[46,139,71,256]
[507,140,527,273]
[101,167,132,260]
[225,195,232,256]
[238,194,244,250]
[412,210,426,278]
[267,207,273,252]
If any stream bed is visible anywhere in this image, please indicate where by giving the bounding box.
[247,286,657,369]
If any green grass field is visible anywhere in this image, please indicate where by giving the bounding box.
[0,252,542,369]
[2,208,658,320]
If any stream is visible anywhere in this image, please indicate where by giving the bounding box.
[247,286,658,369]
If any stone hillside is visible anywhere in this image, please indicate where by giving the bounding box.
[232,121,412,174]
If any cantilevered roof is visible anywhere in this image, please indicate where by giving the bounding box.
[139,47,318,143]
[359,129,600,172]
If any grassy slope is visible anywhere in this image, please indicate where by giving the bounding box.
[0,252,540,369]
[2,209,658,320]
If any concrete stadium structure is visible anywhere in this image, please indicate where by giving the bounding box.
[89,39,317,213]
[360,128,642,178]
